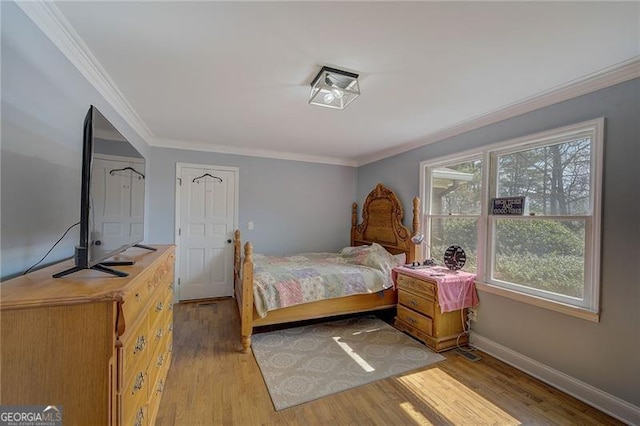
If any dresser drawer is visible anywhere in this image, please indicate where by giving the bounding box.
[147,346,168,400]
[147,292,171,356]
[121,368,148,425]
[147,355,171,426]
[148,289,169,330]
[121,282,151,332]
[149,315,166,350]
[398,290,435,318]
[396,274,436,299]
[165,306,173,350]
[158,311,173,360]
[165,319,174,356]
[397,305,433,335]
[120,315,150,385]
[124,404,147,426]
[149,376,166,420]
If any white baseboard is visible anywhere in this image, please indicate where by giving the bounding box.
[470,333,640,425]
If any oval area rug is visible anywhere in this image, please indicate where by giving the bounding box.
[251,315,446,410]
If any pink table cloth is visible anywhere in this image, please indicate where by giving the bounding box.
[392,266,479,313]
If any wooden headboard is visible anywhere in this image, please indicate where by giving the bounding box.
[350,183,420,263]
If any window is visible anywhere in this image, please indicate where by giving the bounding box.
[424,157,483,273]
[421,119,603,318]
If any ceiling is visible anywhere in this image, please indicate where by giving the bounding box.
[52,1,639,166]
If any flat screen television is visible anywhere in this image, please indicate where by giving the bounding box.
[53,105,154,278]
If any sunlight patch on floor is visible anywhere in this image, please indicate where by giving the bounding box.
[351,327,382,335]
[397,367,520,425]
[332,336,375,372]
[399,401,434,425]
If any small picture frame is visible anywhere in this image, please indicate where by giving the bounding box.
[491,196,528,215]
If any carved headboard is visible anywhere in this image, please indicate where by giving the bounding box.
[350,183,420,263]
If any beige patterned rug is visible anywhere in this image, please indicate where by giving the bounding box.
[251,315,445,410]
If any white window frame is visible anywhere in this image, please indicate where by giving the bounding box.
[420,118,604,322]
[420,153,487,276]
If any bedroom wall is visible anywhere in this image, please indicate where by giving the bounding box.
[357,78,640,409]
[3,0,637,413]
[148,147,357,255]
[0,3,150,280]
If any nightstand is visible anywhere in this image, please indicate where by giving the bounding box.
[394,269,471,352]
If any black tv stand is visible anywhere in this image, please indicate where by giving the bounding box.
[135,244,157,251]
[52,244,157,278]
[52,263,129,279]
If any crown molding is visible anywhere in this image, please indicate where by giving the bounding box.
[13,0,365,167]
[15,0,155,146]
[16,0,638,167]
[356,56,640,166]
[152,138,358,167]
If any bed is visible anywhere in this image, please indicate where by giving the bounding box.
[233,183,420,353]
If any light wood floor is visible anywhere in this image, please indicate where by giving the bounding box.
[156,298,621,425]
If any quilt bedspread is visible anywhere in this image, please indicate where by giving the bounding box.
[252,244,398,318]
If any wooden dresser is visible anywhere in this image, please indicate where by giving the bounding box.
[0,245,175,426]
[394,269,469,352]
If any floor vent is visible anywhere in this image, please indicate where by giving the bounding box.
[457,348,482,362]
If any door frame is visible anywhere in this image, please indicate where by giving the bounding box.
[174,162,239,302]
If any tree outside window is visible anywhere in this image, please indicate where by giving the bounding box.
[422,119,603,313]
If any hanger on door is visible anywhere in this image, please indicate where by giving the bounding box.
[109,166,145,179]
[192,173,223,184]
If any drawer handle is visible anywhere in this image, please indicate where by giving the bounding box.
[156,302,164,312]
[156,327,163,340]
[157,353,165,367]
[410,300,418,307]
[134,407,144,426]
[156,379,165,395]
[407,317,417,325]
[134,335,146,354]
[135,292,141,301]
[132,372,145,394]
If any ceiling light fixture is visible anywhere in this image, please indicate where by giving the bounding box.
[309,66,360,110]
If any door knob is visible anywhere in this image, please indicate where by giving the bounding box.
[227,239,232,244]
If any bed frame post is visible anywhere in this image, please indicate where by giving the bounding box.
[351,202,358,246]
[234,230,241,288]
[413,196,421,262]
[241,242,254,353]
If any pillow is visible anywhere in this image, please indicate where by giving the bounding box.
[338,245,363,256]
[393,252,406,266]
[339,243,404,264]
[340,243,399,277]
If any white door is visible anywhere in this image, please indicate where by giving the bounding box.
[176,163,238,301]
[92,155,145,254]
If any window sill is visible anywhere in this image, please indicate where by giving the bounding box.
[475,281,600,323]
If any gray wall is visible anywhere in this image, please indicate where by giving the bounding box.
[149,148,357,255]
[358,79,640,406]
[0,1,358,280]
[3,0,638,410]
[1,3,149,279]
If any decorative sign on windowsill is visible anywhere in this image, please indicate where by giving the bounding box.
[491,196,528,215]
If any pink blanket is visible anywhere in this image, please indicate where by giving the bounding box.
[392,266,478,313]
